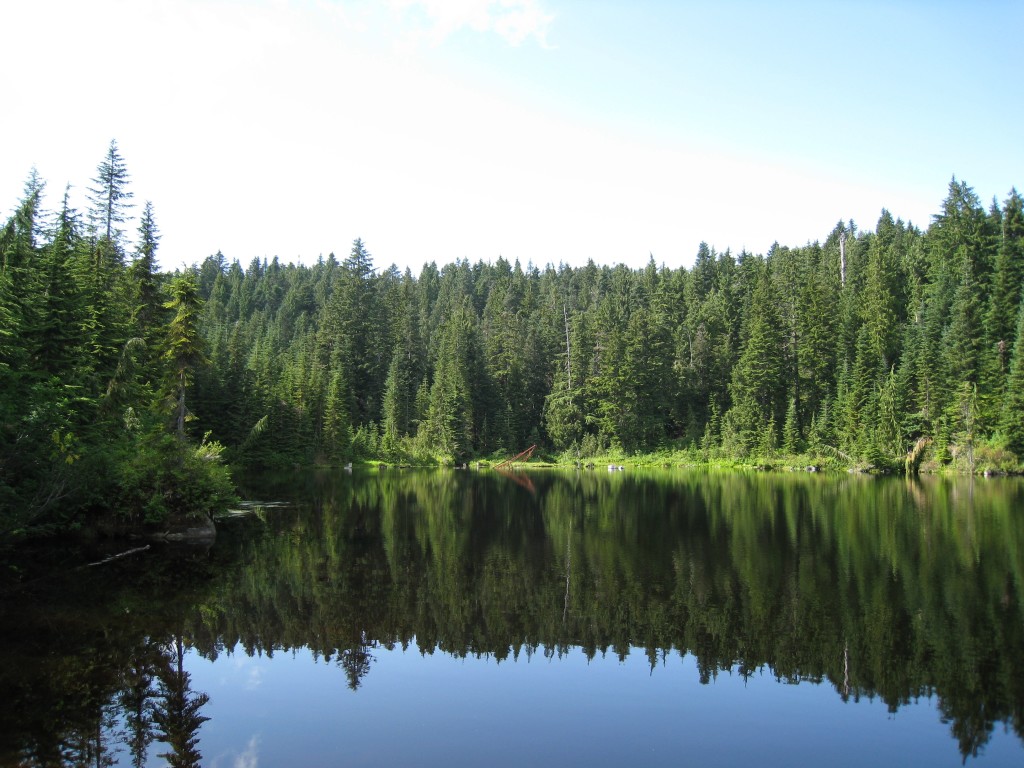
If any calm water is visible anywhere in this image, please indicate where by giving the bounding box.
[1,469,1022,767]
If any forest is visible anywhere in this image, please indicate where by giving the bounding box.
[2,140,1023,535]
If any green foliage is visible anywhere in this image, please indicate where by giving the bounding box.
[726,267,786,450]
[163,271,207,438]
[113,432,236,525]
[0,146,239,539]
[1001,299,1024,457]
[972,433,1020,475]
[3,151,1023,533]
[88,139,134,247]
[782,397,800,454]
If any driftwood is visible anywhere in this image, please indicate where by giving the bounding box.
[494,445,536,469]
[1,544,152,597]
[86,545,151,568]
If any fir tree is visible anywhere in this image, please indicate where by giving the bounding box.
[1001,299,1024,457]
[130,200,163,338]
[88,139,134,249]
[163,272,207,438]
[985,189,1024,373]
[726,267,786,451]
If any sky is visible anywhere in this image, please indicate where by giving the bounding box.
[2,0,1022,274]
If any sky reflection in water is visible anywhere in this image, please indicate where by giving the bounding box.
[190,640,1015,768]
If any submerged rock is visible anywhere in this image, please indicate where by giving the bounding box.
[153,515,216,542]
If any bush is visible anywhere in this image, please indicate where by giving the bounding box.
[972,434,1021,475]
[114,432,237,526]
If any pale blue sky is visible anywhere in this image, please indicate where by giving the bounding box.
[2,0,1021,273]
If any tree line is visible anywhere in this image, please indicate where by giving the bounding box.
[2,142,1023,533]
[190,178,1024,473]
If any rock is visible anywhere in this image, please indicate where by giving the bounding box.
[157,515,217,543]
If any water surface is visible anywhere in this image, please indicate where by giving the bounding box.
[1,469,1022,766]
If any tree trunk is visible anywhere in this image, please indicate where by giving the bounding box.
[177,370,186,438]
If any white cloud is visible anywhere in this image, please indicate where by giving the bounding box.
[211,734,261,768]
[389,0,553,48]
[235,735,261,768]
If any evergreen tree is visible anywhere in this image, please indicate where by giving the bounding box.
[421,297,477,460]
[1001,299,1024,457]
[321,238,388,428]
[795,262,838,429]
[130,200,163,338]
[544,306,589,451]
[163,272,207,438]
[860,210,906,370]
[875,366,905,462]
[88,138,134,249]
[782,396,800,454]
[985,189,1024,374]
[725,267,786,453]
[32,188,86,379]
[323,353,353,461]
[943,255,985,393]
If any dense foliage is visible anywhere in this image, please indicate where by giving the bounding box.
[189,179,1024,473]
[3,143,1023,534]
[0,143,234,539]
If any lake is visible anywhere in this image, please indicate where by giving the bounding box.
[1,468,1022,767]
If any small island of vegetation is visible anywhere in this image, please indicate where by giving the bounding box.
[2,141,1023,540]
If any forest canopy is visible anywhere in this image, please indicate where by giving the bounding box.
[2,141,1023,535]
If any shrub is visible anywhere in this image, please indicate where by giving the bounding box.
[114,432,237,526]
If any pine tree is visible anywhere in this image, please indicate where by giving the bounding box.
[421,297,476,460]
[795,261,838,433]
[130,201,163,338]
[860,210,905,370]
[782,397,800,454]
[321,238,387,428]
[726,267,786,451]
[943,255,984,392]
[163,272,207,438]
[875,366,905,462]
[985,189,1024,377]
[1001,299,1024,457]
[544,306,588,451]
[678,288,732,441]
[88,139,134,250]
[323,354,353,461]
[0,171,46,373]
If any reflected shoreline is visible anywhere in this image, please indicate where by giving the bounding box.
[2,469,1022,765]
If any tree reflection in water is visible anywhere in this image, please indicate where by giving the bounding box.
[0,469,1022,764]
[153,635,209,767]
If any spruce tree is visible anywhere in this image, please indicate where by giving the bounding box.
[422,297,476,460]
[130,201,163,338]
[782,397,800,454]
[163,272,207,438]
[985,189,1024,372]
[943,255,985,396]
[726,267,786,451]
[860,210,905,369]
[88,139,134,251]
[1001,299,1024,457]
[875,367,905,462]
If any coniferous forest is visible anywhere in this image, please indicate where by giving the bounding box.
[2,141,1024,536]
